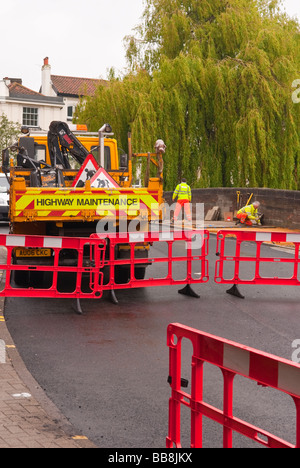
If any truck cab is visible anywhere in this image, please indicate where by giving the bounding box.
[16,123,128,185]
[2,121,165,288]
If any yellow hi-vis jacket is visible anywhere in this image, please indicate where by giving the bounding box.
[172,183,191,201]
[237,204,258,220]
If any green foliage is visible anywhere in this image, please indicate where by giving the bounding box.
[0,114,21,155]
[75,0,300,191]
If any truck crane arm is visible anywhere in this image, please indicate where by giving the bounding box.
[47,121,90,168]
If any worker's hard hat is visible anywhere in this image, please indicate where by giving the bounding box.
[253,201,260,207]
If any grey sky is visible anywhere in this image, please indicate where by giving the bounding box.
[1,0,145,91]
[0,0,298,92]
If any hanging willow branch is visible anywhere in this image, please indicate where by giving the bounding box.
[75,0,300,191]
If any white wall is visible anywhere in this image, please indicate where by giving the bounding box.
[0,98,66,131]
[37,104,66,130]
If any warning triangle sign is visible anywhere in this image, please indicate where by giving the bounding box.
[90,167,119,189]
[72,154,99,187]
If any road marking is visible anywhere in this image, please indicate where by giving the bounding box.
[12,393,31,398]
[0,339,5,363]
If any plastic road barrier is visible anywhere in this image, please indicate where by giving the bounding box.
[167,323,300,448]
[215,230,300,298]
[0,230,209,308]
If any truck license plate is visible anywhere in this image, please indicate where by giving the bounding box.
[15,248,52,257]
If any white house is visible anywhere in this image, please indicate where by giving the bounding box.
[0,57,105,131]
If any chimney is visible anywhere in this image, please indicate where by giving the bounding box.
[3,77,11,86]
[0,79,10,97]
[4,77,22,86]
[41,57,52,96]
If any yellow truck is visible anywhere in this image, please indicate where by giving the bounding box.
[2,121,165,288]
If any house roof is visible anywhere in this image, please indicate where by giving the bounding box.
[51,75,106,97]
[8,82,43,98]
[7,81,63,105]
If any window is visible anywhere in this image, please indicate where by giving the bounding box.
[35,145,46,162]
[104,146,111,171]
[67,105,76,121]
[90,145,111,171]
[23,107,38,127]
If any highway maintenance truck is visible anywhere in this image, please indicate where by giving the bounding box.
[2,121,166,290]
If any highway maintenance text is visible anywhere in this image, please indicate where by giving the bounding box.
[35,196,139,207]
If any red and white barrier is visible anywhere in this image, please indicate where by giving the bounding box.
[167,323,300,448]
[215,230,300,291]
[0,230,209,304]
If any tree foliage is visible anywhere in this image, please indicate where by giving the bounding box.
[75,0,300,190]
[0,114,21,155]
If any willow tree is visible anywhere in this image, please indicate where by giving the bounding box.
[76,0,300,191]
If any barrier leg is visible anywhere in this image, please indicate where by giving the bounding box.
[167,332,182,448]
[110,289,119,304]
[226,284,245,299]
[191,356,204,448]
[222,369,235,448]
[166,397,182,448]
[178,284,200,298]
[293,397,300,448]
[74,298,83,315]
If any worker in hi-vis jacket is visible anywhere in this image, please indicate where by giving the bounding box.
[172,178,192,222]
[236,201,261,226]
